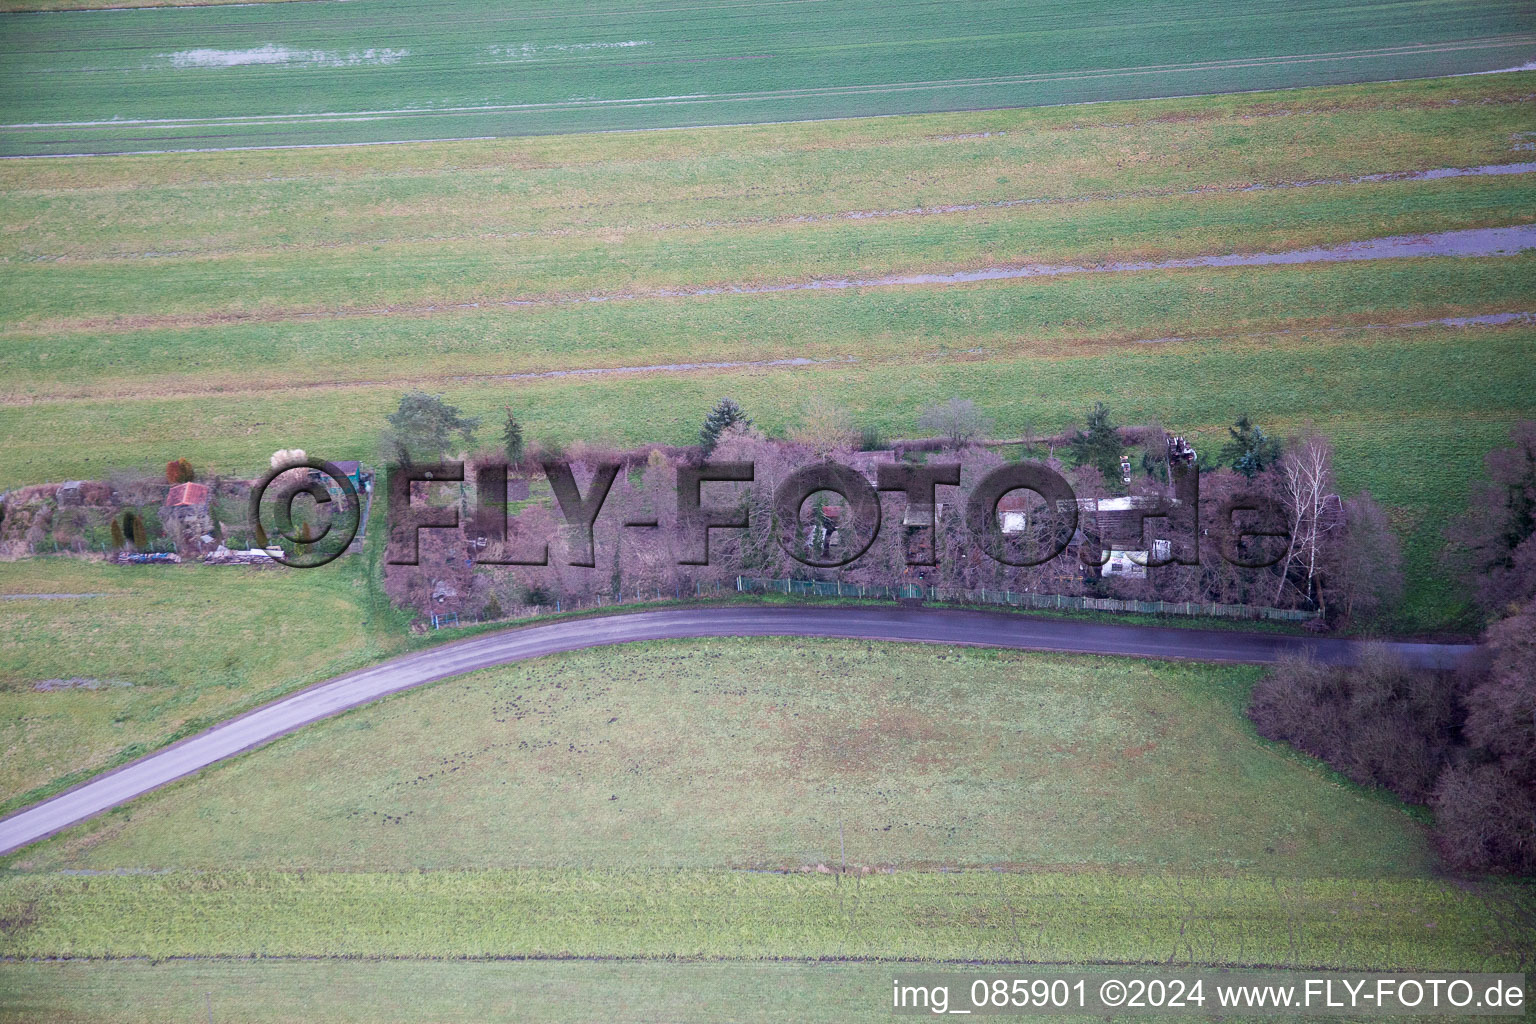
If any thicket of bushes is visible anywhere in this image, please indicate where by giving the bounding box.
[1250,607,1534,875]
[381,393,1413,629]
[1250,422,1536,875]
[1248,650,1463,804]
[1433,602,1536,874]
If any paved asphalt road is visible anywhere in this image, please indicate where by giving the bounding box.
[0,605,1474,855]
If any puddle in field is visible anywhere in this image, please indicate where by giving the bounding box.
[1457,60,1536,76]
[484,41,651,62]
[161,46,410,70]
[830,162,1536,223]
[453,355,853,383]
[1405,311,1536,328]
[642,224,1536,299]
[268,223,1536,321]
[1366,163,1536,181]
[1245,161,1536,189]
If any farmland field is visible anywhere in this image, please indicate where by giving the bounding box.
[3,73,1535,634]
[1,0,1533,156]
[4,11,1536,1017]
[3,640,1530,1020]
[0,961,1256,1024]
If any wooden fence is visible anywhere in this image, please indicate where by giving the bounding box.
[735,577,1318,622]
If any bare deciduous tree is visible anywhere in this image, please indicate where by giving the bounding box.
[918,398,991,448]
[1433,597,1536,874]
[791,397,859,457]
[1275,433,1341,609]
[1325,492,1403,623]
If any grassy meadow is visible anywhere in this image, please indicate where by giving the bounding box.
[9,76,1534,261]
[0,869,1519,966]
[3,641,1529,995]
[4,174,1533,330]
[11,959,1529,1024]
[2,0,1531,154]
[0,550,414,816]
[0,960,1217,1024]
[6,0,299,8]
[0,641,1414,875]
[1,59,1535,1020]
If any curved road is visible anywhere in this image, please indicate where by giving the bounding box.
[0,605,1473,855]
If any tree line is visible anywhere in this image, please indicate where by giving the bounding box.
[1250,422,1536,874]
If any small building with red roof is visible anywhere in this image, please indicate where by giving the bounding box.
[160,481,213,550]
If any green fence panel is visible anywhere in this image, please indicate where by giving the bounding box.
[735,577,1314,623]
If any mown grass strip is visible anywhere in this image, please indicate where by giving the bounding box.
[4,75,1533,262]
[0,869,1526,970]
[2,323,1529,485]
[4,175,1532,330]
[0,957,1448,1024]
[4,256,1532,400]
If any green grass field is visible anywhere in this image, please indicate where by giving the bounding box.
[0,551,414,816]
[12,960,1527,1024]
[1,0,1531,155]
[2,641,1530,1020]
[7,0,300,8]
[1,868,1521,965]
[0,960,1203,1024]
[0,640,1419,875]
[5,176,1533,332]
[3,45,1536,1018]
[0,961,1182,1024]
[3,5,1536,1019]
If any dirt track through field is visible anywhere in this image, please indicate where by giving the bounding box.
[18,161,1535,263]
[3,311,1530,406]
[19,223,1536,336]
